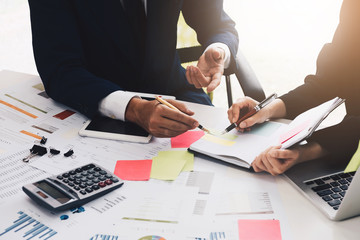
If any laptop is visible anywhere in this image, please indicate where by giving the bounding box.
[284,156,360,221]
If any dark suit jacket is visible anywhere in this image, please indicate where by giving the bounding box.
[28,0,239,117]
[280,0,360,161]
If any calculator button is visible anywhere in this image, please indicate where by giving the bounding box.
[80,190,87,195]
[87,175,94,180]
[105,174,112,178]
[92,185,100,190]
[74,179,81,185]
[75,174,82,179]
[111,178,120,183]
[68,182,75,187]
[86,181,93,186]
[69,170,76,175]
[81,164,93,171]
[57,175,63,180]
[68,176,75,181]
[98,182,106,188]
[92,178,100,183]
[81,172,88,176]
[75,168,82,173]
[80,177,87,182]
[79,183,87,188]
[105,179,113,185]
[62,173,70,178]
[94,167,102,172]
[88,169,95,174]
[94,172,100,177]
[63,179,69,183]
[100,170,107,175]
[85,187,93,193]
[99,176,106,181]
[74,186,80,191]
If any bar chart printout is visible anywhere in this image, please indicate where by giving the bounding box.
[0,211,57,240]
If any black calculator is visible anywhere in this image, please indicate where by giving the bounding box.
[23,163,124,211]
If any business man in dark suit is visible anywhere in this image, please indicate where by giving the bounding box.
[28,0,239,137]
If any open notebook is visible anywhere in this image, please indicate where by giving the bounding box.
[189,97,345,169]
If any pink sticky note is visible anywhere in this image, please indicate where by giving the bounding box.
[114,160,152,181]
[279,120,310,144]
[238,219,282,240]
[171,131,205,148]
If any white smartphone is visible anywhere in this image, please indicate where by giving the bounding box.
[79,115,152,143]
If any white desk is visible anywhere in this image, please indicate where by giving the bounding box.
[0,70,359,239]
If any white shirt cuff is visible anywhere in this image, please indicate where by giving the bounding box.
[205,42,231,69]
[98,91,138,121]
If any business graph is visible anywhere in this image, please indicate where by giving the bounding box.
[0,211,57,240]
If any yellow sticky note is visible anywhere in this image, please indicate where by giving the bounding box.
[202,134,236,146]
[150,150,193,180]
[344,141,360,173]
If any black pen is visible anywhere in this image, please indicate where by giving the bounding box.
[221,93,278,135]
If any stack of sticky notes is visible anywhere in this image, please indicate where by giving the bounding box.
[114,130,205,181]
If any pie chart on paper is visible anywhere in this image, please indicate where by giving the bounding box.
[138,236,166,240]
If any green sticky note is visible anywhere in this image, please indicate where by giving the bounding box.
[150,150,192,180]
[344,141,360,173]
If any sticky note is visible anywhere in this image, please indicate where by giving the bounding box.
[114,160,152,181]
[150,150,192,180]
[238,219,282,240]
[344,140,360,173]
[279,120,310,144]
[202,134,235,146]
[171,130,205,148]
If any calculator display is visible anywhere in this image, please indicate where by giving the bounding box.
[34,181,72,204]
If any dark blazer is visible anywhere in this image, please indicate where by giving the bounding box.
[28,0,239,117]
[280,0,360,161]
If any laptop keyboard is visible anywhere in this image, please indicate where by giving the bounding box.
[304,171,356,210]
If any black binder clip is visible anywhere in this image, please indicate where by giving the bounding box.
[35,136,47,145]
[64,149,76,159]
[23,144,48,163]
[48,147,61,158]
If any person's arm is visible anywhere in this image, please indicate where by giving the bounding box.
[28,0,122,118]
[182,0,239,92]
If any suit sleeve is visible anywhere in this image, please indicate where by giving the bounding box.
[279,0,360,159]
[28,0,121,117]
[182,0,239,73]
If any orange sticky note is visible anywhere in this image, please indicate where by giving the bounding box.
[238,219,282,240]
[114,160,152,181]
[171,131,205,148]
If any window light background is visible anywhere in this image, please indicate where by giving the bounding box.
[0,0,342,111]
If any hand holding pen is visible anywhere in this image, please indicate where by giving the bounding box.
[155,96,211,134]
[222,93,277,134]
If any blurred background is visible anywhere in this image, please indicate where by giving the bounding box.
[0,0,342,108]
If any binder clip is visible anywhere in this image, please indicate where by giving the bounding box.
[23,144,48,163]
[64,149,76,159]
[35,136,48,145]
[48,147,61,158]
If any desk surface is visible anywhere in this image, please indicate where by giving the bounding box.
[0,70,359,240]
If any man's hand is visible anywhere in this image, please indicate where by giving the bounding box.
[186,46,225,92]
[125,98,199,138]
